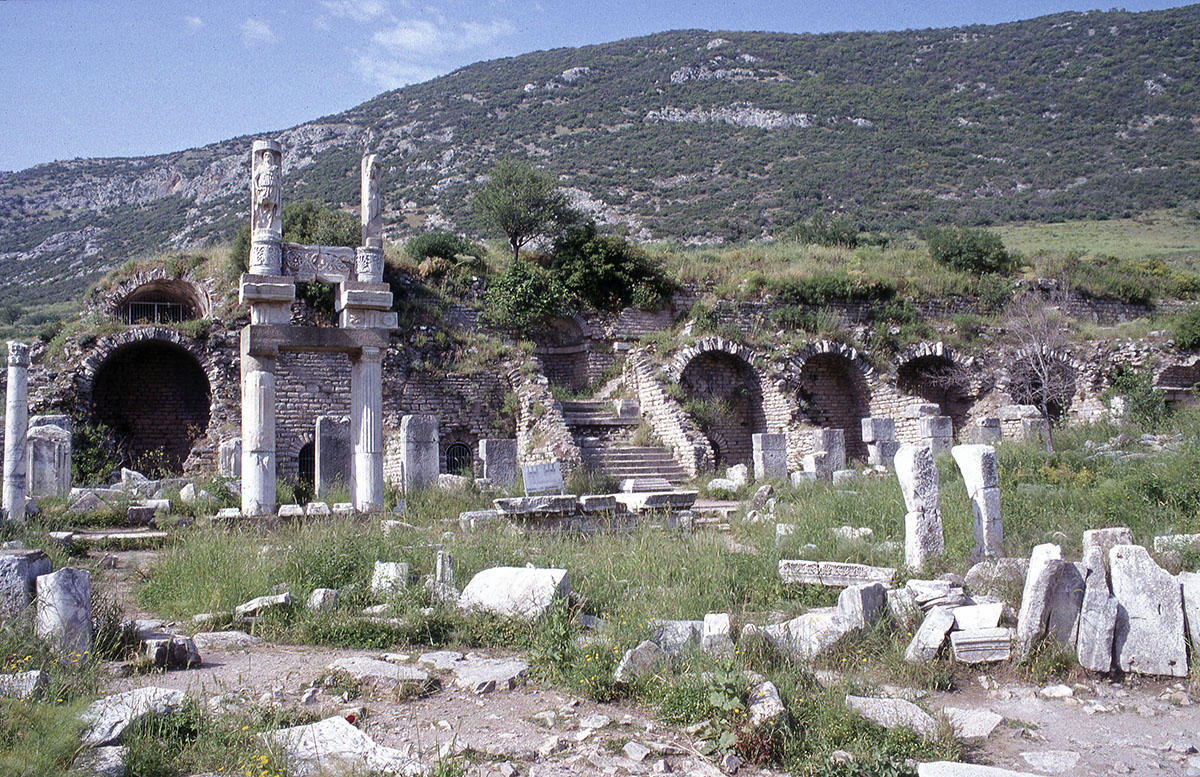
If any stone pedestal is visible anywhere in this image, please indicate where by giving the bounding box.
[752,433,787,480]
[918,415,953,454]
[479,439,518,486]
[863,417,898,468]
[26,424,71,498]
[3,342,30,523]
[241,352,276,516]
[350,349,384,513]
[894,444,944,569]
[812,428,846,471]
[399,415,439,493]
[315,416,351,497]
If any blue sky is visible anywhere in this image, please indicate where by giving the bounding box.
[0,0,1193,171]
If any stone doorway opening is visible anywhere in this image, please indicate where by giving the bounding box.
[679,351,766,469]
[533,317,588,393]
[897,354,974,435]
[797,353,871,460]
[90,340,211,474]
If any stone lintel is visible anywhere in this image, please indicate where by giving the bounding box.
[337,281,394,312]
[239,274,296,305]
[241,324,390,357]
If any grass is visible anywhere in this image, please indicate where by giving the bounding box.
[993,209,1200,268]
[7,409,1200,775]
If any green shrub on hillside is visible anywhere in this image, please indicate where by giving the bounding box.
[1104,366,1169,426]
[551,222,671,311]
[482,260,568,332]
[1174,305,1200,349]
[925,226,1014,274]
[787,212,861,248]
[406,231,484,262]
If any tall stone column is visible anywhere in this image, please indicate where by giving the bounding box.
[241,351,277,516]
[357,153,385,284]
[3,342,30,523]
[350,347,384,513]
[249,140,283,276]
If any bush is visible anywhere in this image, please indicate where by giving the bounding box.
[550,222,671,312]
[788,212,860,248]
[229,200,359,276]
[925,226,1014,274]
[482,260,568,332]
[1105,366,1169,426]
[1174,305,1200,349]
[407,231,483,262]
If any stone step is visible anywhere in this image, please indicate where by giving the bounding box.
[586,451,682,461]
[560,401,609,413]
[564,416,639,427]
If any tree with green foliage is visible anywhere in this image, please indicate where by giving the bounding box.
[228,200,359,280]
[925,226,1014,274]
[472,158,575,262]
[1174,304,1200,350]
[550,221,671,311]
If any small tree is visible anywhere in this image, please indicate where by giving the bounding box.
[1003,279,1076,452]
[926,226,1014,275]
[473,158,574,262]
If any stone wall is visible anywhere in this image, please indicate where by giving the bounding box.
[623,350,713,476]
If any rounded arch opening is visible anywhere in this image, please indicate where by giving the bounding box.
[679,350,765,468]
[533,317,588,393]
[445,442,473,476]
[117,279,207,324]
[90,340,211,475]
[297,442,315,490]
[797,353,871,460]
[897,355,974,435]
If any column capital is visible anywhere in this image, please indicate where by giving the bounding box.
[6,342,29,368]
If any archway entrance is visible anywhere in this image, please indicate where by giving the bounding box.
[679,351,766,468]
[90,340,211,474]
[797,353,871,459]
[533,317,588,393]
[897,355,974,435]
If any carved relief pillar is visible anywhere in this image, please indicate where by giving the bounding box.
[2,342,29,523]
[350,346,384,513]
[357,154,384,284]
[249,140,283,276]
[241,349,277,516]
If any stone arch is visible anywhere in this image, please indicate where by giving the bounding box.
[894,343,978,434]
[101,269,211,324]
[445,441,474,476]
[532,316,589,393]
[1006,348,1077,424]
[80,329,214,475]
[793,341,875,460]
[673,338,767,468]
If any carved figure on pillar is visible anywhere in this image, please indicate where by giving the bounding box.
[249,140,283,275]
[361,154,383,249]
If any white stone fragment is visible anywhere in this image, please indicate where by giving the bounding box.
[845,695,937,737]
[1014,544,1064,660]
[458,566,569,620]
[953,603,1003,631]
[905,606,955,664]
[943,707,1003,743]
[80,687,186,746]
[35,567,91,653]
[370,561,409,595]
[263,715,422,777]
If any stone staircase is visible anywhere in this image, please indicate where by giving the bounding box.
[560,400,689,486]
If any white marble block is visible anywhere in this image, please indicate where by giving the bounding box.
[752,433,787,480]
[36,567,91,653]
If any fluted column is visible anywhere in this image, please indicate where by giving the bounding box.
[241,351,277,516]
[350,346,384,513]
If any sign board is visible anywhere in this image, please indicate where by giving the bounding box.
[522,462,564,495]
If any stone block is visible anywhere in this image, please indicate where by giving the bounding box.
[399,414,439,493]
[493,495,577,516]
[951,445,999,495]
[803,452,832,480]
[1179,571,1200,657]
[1110,544,1187,676]
[845,695,937,738]
[811,428,847,471]
[726,464,749,487]
[701,613,733,656]
[315,416,351,497]
[305,502,331,517]
[459,566,569,620]
[832,469,858,485]
[578,494,618,513]
[1153,534,1200,553]
[1045,561,1085,647]
[81,686,186,747]
[219,438,241,478]
[35,567,91,653]
[861,417,896,444]
[894,444,940,515]
[790,470,817,486]
[0,549,51,620]
[613,491,696,512]
[370,562,409,595]
[1082,527,1132,563]
[234,592,291,618]
[867,440,902,468]
[969,487,1003,561]
[613,640,667,683]
[1014,543,1064,660]
[778,560,896,587]
[918,416,953,440]
[950,627,1013,663]
[752,433,787,480]
[306,588,338,612]
[0,669,48,699]
[621,477,672,493]
[969,418,1002,445]
[478,439,518,486]
[650,619,703,654]
[277,504,304,520]
[1077,564,1117,672]
[942,708,1004,744]
[964,558,1029,598]
[905,508,945,571]
[837,583,887,629]
[521,461,564,495]
[27,415,70,434]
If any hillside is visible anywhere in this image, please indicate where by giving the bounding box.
[1,5,1199,308]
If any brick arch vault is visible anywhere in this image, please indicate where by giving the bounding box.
[75,328,221,475]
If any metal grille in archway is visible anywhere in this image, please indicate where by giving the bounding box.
[297,442,315,488]
[446,442,473,476]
